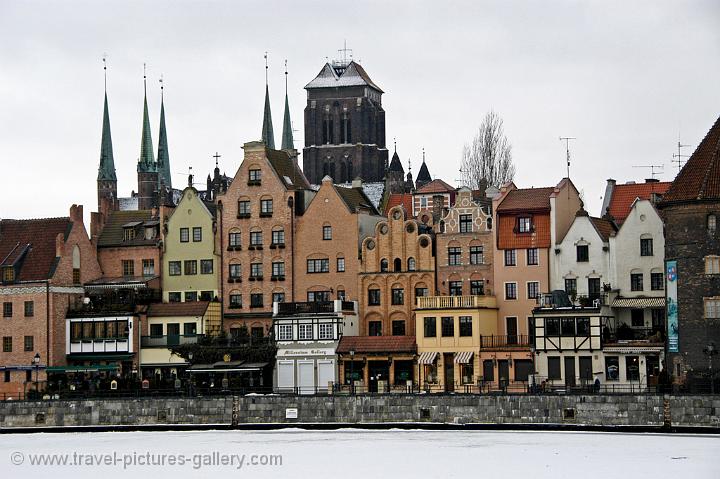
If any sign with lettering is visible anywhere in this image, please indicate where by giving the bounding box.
[277,348,336,357]
[666,260,679,353]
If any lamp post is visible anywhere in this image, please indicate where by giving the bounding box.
[704,343,718,394]
[349,349,355,395]
[187,352,194,397]
[32,353,40,398]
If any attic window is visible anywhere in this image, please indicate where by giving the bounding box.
[2,267,14,283]
[708,214,716,232]
[518,217,532,233]
[123,228,136,241]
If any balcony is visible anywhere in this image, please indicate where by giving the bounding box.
[69,338,130,354]
[416,295,497,310]
[141,334,203,348]
[537,291,607,309]
[275,300,357,316]
[479,334,531,349]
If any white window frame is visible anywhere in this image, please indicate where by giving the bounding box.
[318,323,334,340]
[277,324,293,341]
[298,323,313,340]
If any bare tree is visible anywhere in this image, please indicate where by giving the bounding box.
[460,110,515,190]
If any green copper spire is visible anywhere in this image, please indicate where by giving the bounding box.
[281,60,294,150]
[97,91,117,181]
[261,53,275,149]
[137,66,156,173]
[156,80,172,187]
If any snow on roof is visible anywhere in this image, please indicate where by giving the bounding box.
[312,181,385,210]
[118,197,138,211]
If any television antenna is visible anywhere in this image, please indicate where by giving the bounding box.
[559,137,576,179]
[672,139,691,172]
[632,164,664,180]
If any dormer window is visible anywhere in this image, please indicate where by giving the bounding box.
[2,267,14,283]
[123,228,135,241]
[518,217,532,233]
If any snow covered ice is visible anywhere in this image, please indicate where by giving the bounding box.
[1,429,718,478]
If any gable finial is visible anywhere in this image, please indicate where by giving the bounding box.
[394,137,397,153]
[103,54,107,92]
[264,51,268,86]
[159,73,164,101]
[284,59,288,95]
[422,147,426,163]
[143,62,147,95]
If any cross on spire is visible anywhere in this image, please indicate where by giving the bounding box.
[103,53,107,92]
[264,51,268,85]
[213,152,221,167]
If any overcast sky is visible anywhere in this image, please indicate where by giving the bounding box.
[1,0,719,223]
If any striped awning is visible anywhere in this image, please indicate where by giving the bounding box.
[417,351,438,364]
[611,297,665,308]
[603,346,664,354]
[454,351,474,364]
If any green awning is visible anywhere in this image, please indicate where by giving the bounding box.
[66,353,134,361]
[47,365,119,373]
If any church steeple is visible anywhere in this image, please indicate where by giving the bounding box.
[156,76,172,188]
[281,60,294,150]
[416,147,431,189]
[261,52,276,149]
[97,56,117,215]
[138,64,156,173]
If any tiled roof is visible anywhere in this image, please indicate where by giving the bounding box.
[416,161,431,183]
[334,185,379,214]
[304,61,383,93]
[496,187,555,212]
[386,193,413,214]
[266,149,311,190]
[662,114,720,204]
[496,213,551,249]
[388,151,404,172]
[0,217,72,281]
[589,217,617,242]
[607,181,671,222]
[416,179,455,194]
[336,335,417,354]
[96,210,157,248]
[147,301,211,317]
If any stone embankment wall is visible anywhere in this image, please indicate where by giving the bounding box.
[0,395,718,429]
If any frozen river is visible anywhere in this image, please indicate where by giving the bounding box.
[1,428,717,478]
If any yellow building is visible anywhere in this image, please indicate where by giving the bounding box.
[162,187,220,302]
[414,295,499,392]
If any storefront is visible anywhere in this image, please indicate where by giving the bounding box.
[337,336,417,393]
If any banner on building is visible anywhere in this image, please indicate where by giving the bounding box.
[666,260,679,353]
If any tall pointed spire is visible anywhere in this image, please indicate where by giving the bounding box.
[261,52,276,149]
[138,63,156,173]
[281,59,294,150]
[98,56,116,182]
[156,75,172,187]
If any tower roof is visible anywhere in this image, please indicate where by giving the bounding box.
[97,92,116,181]
[416,159,431,183]
[389,151,404,173]
[137,78,156,173]
[261,84,275,149]
[156,91,172,187]
[281,92,293,150]
[304,61,383,93]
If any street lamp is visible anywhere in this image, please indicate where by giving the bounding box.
[703,343,718,394]
[187,352,194,397]
[32,353,40,398]
[349,349,355,395]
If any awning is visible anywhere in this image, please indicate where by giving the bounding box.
[187,361,268,373]
[603,346,664,354]
[611,297,665,308]
[66,353,134,361]
[46,365,119,373]
[417,351,438,364]
[454,351,474,364]
[122,221,143,228]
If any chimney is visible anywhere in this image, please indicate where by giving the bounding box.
[90,211,105,240]
[55,233,64,257]
[69,204,83,224]
[352,177,363,189]
[645,178,659,183]
[151,206,159,219]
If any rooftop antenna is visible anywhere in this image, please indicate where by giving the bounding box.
[338,40,353,65]
[102,53,107,91]
[632,164,664,180]
[672,136,691,172]
[559,137,575,179]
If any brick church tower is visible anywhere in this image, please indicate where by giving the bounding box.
[302,58,388,184]
[137,73,159,210]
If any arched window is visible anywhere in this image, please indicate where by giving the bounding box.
[380,258,389,272]
[407,257,416,271]
[394,258,402,272]
[487,217,493,230]
[72,245,81,284]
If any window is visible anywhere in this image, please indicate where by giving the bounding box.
[605,356,620,380]
[323,225,332,240]
[420,197,428,208]
[277,324,292,341]
[547,357,561,380]
[631,273,643,291]
[391,288,404,305]
[319,323,334,340]
[561,318,575,336]
[369,321,382,336]
[392,320,406,336]
[73,268,81,284]
[514,360,533,382]
[166,261,180,276]
[189,227,201,242]
[24,335,33,352]
[24,301,33,317]
[462,363,475,384]
[470,246,483,265]
[709,214,717,232]
[3,371,8,382]
[200,291,213,301]
[424,317,437,337]
[2,302,11,318]
[407,257,416,271]
[704,298,720,319]
[273,292,285,303]
[470,280,484,296]
[168,292,181,302]
[526,248,539,266]
[518,217,532,233]
[2,337,11,352]
[272,262,285,278]
[122,260,134,276]
[640,238,653,256]
[2,267,14,283]
[184,260,197,275]
[200,259,213,274]
[250,293,263,308]
[460,214,472,233]
[185,291,198,302]
[250,231,263,246]
[626,356,640,381]
[337,257,345,272]
[459,316,472,336]
[576,244,589,262]
[576,317,590,336]
[180,228,189,242]
[483,360,495,382]
[229,294,242,308]
[545,318,560,336]
[564,278,577,296]
[249,169,261,183]
[123,227,136,241]
[272,229,285,246]
[504,282,517,300]
[229,263,242,279]
[528,317,536,344]
[448,247,461,266]
[579,356,593,380]
[260,199,273,215]
[336,290,346,300]
[631,309,644,327]
[527,281,539,299]
[238,200,251,217]
[706,256,720,275]
[588,278,601,299]
[449,281,463,296]
[380,258,389,272]
[307,291,330,302]
[298,324,313,340]
[415,287,428,298]
[441,317,454,337]
[368,289,381,306]
[141,259,154,277]
[504,249,516,266]
[307,258,330,273]
[229,232,241,247]
[394,258,402,272]
[250,263,263,279]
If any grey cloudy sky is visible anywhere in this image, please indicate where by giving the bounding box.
[1,0,719,222]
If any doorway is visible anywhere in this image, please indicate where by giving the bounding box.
[444,353,455,392]
[368,361,389,393]
[564,357,576,388]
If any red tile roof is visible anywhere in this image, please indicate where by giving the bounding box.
[337,335,417,354]
[607,181,671,222]
[497,213,551,249]
[589,217,617,242]
[662,114,720,205]
[0,217,72,281]
[386,193,413,214]
[496,187,555,212]
[147,301,211,317]
[415,179,455,194]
